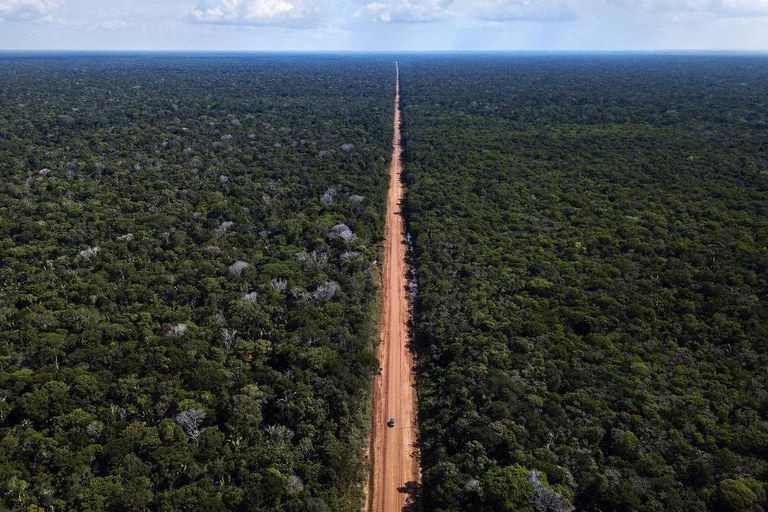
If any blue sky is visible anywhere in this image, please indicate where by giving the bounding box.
[1,0,767,51]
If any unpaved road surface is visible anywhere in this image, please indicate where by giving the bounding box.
[367,62,420,512]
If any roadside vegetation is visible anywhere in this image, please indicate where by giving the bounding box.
[0,55,393,511]
[401,55,768,512]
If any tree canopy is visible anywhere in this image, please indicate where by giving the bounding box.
[400,54,768,512]
[0,54,394,511]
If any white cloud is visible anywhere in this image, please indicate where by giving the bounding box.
[713,0,768,15]
[610,0,768,15]
[0,0,56,22]
[361,0,579,24]
[362,0,454,23]
[2,0,768,49]
[611,0,709,10]
[473,0,576,21]
[191,0,322,26]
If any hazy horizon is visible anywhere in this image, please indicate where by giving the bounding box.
[2,49,768,55]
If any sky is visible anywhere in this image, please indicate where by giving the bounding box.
[1,0,768,51]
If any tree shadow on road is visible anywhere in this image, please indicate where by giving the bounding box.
[397,480,421,512]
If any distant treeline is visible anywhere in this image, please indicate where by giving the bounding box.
[400,55,768,512]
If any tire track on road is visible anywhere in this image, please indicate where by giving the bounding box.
[366,61,420,512]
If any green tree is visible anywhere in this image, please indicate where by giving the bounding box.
[712,478,764,512]
[480,465,534,512]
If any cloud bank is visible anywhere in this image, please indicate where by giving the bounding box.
[190,0,322,26]
[611,0,768,15]
[362,0,454,23]
[360,0,578,23]
[474,0,577,22]
[2,0,768,50]
[0,0,56,21]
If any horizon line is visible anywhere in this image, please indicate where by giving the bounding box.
[2,49,768,55]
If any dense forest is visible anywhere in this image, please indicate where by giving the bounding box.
[3,52,768,512]
[0,54,393,511]
[400,55,768,512]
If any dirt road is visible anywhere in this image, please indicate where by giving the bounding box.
[366,62,420,512]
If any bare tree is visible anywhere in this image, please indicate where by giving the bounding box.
[530,469,574,512]
[271,278,288,293]
[79,246,101,260]
[340,251,362,262]
[330,223,355,242]
[86,420,104,439]
[221,329,237,352]
[297,250,328,270]
[176,409,206,440]
[229,261,249,276]
[320,187,336,205]
[313,281,340,301]
[285,474,305,495]
[168,323,188,335]
[215,221,235,237]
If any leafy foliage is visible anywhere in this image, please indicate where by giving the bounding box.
[0,54,393,511]
[480,465,534,512]
[401,55,768,511]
